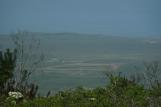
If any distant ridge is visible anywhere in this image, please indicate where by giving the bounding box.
[1,31,161,39]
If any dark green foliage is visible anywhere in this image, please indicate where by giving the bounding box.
[1,75,151,107]
[0,49,17,94]
[0,48,39,101]
[0,49,17,84]
[1,73,161,107]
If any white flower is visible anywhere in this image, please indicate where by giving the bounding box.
[8,91,23,99]
[88,97,96,101]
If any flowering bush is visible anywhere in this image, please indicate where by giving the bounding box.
[5,91,24,106]
[8,91,23,99]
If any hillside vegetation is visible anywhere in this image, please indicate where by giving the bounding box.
[1,71,161,107]
[0,32,161,107]
[1,49,161,107]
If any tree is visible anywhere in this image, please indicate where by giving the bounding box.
[11,31,44,99]
[0,31,44,99]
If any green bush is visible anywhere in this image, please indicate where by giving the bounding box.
[0,49,17,95]
[1,73,161,107]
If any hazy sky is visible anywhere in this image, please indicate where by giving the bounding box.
[0,0,161,36]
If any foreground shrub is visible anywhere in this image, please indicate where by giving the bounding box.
[1,72,161,107]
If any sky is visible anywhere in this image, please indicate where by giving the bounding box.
[0,0,161,36]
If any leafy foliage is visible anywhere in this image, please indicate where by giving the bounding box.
[2,73,161,107]
[0,49,17,95]
[0,47,39,100]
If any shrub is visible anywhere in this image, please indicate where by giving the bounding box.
[0,49,17,95]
